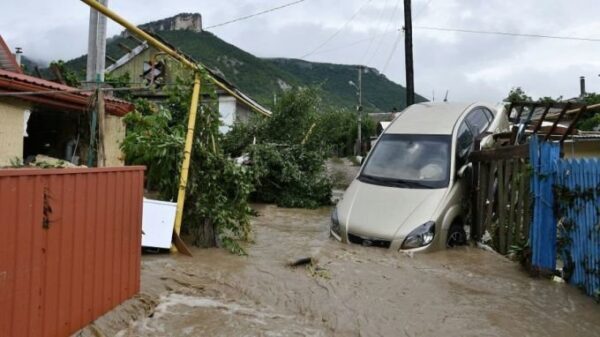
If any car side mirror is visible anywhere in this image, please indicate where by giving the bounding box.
[457,163,473,179]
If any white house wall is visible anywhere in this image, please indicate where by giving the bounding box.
[218,95,237,133]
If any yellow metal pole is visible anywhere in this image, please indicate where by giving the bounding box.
[79,0,270,254]
[174,73,201,236]
[81,0,197,70]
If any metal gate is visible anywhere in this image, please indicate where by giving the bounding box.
[0,166,144,337]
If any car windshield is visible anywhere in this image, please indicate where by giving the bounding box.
[360,134,451,189]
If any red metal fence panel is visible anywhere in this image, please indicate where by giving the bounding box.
[0,166,144,337]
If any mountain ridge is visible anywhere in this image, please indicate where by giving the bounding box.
[59,14,427,111]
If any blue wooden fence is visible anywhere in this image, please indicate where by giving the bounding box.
[529,136,560,270]
[530,137,600,298]
[555,158,600,297]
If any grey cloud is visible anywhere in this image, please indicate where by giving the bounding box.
[0,0,598,103]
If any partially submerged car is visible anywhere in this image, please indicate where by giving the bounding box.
[331,102,508,252]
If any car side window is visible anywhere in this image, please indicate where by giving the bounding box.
[483,108,494,122]
[456,122,474,168]
[465,109,490,135]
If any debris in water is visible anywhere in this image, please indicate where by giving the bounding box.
[287,256,315,267]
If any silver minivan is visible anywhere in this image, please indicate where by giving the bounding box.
[331,102,508,252]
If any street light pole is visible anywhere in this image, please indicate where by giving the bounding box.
[357,65,363,156]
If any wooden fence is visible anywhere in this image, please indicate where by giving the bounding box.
[469,143,532,255]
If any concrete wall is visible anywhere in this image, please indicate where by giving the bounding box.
[0,98,30,166]
[103,113,126,166]
[563,139,600,159]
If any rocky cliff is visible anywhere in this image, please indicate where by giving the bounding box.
[135,13,203,34]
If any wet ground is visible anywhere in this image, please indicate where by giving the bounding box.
[81,204,600,337]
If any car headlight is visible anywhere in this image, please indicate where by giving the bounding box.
[401,221,435,249]
[331,208,341,236]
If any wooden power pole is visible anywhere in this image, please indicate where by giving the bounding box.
[403,0,415,106]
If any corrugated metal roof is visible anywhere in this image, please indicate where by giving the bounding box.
[0,36,22,73]
[0,69,134,116]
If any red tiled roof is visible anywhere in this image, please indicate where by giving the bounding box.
[0,68,134,116]
[0,36,22,74]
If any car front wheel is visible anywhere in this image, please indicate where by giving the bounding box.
[447,222,467,247]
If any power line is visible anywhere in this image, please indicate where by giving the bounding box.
[205,0,307,30]
[301,0,373,59]
[310,31,397,56]
[414,25,600,42]
[382,30,403,73]
[359,0,390,63]
[366,0,401,66]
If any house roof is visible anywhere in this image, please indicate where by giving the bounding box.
[0,69,134,116]
[105,35,272,117]
[0,36,22,74]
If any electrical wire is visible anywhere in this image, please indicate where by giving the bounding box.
[308,30,397,56]
[381,29,403,73]
[414,25,600,42]
[378,0,432,74]
[205,0,307,30]
[359,0,390,63]
[366,0,401,66]
[300,0,373,59]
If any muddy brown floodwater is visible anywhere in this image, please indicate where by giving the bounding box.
[80,205,600,337]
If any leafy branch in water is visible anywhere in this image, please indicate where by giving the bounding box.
[224,87,334,208]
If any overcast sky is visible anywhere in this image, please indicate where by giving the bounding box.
[1,0,599,103]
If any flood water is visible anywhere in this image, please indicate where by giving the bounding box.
[114,205,600,337]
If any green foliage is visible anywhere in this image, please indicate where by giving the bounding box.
[250,144,332,208]
[504,87,600,131]
[104,72,134,101]
[505,87,532,103]
[121,71,253,254]
[579,93,600,131]
[269,58,428,112]
[49,60,81,87]
[224,88,333,208]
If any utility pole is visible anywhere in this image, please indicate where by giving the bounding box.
[86,0,108,84]
[403,0,415,106]
[357,65,363,156]
[86,0,109,167]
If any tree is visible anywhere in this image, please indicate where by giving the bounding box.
[223,87,333,208]
[121,73,253,254]
[504,87,532,103]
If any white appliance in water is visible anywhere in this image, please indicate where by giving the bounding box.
[142,198,176,249]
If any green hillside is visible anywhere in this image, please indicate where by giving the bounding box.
[62,25,426,111]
